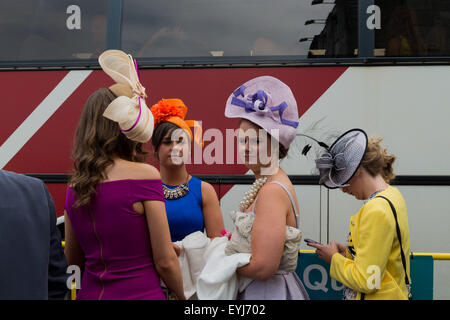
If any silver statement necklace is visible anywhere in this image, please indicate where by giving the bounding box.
[163,174,190,200]
[239,176,268,212]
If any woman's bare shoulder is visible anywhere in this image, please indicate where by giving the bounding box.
[200,180,217,195]
[109,160,161,180]
[129,162,161,180]
[256,178,298,212]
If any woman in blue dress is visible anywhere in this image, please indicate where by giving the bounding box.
[150,99,224,243]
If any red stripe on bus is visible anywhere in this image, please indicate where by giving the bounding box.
[2,66,347,215]
[0,70,69,146]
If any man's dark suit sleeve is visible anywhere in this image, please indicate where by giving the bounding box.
[44,184,69,300]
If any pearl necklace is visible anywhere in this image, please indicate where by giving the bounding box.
[239,176,268,212]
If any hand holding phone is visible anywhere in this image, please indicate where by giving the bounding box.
[304,238,322,245]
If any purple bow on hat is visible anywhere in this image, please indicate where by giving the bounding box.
[231,85,298,129]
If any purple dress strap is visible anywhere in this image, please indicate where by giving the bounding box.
[129,179,165,203]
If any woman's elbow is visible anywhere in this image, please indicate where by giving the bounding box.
[64,247,83,268]
[154,255,179,273]
[253,270,275,281]
[248,261,279,281]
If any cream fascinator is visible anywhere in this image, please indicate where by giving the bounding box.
[99,49,154,143]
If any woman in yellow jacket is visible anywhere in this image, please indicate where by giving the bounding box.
[306,129,411,300]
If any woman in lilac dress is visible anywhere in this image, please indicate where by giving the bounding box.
[224,76,309,300]
[64,50,185,300]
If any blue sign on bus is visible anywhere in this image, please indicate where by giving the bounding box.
[296,252,434,300]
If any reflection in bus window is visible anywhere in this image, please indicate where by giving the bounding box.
[306,0,358,58]
[0,1,35,61]
[2,0,449,63]
[377,0,450,57]
[122,0,347,59]
[0,0,108,61]
[137,24,208,57]
[384,4,426,56]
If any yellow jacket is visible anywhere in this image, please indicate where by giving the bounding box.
[330,186,411,300]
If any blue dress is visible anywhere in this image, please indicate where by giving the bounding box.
[164,176,205,242]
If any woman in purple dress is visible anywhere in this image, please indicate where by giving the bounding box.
[64,50,185,300]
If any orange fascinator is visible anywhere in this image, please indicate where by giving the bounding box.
[151,99,203,146]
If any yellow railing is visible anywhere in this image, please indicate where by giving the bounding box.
[61,242,77,299]
[299,249,450,260]
[70,282,77,300]
[411,252,450,261]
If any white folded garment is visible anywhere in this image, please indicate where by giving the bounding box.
[175,231,211,299]
[196,237,252,300]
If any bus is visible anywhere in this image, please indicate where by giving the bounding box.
[0,0,449,299]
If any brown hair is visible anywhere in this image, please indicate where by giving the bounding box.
[361,136,396,183]
[69,88,147,207]
[151,121,181,157]
[278,144,289,160]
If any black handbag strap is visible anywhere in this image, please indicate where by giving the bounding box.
[375,195,412,299]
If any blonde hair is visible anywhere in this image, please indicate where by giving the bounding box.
[361,136,396,183]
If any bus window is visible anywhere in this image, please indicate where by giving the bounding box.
[305,1,358,58]
[0,0,108,62]
[376,0,450,57]
[121,0,357,59]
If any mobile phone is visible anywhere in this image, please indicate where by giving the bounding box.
[304,238,322,245]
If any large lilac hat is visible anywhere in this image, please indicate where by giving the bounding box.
[225,76,299,148]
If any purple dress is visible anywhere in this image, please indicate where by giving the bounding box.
[65,179,166,300]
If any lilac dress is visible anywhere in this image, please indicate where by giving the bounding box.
[65,179,166,300]
[235,181,309,300]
